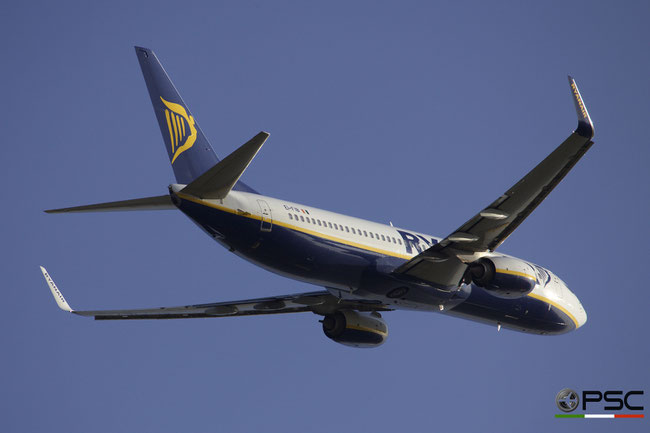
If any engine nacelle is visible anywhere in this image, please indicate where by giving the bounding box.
[468,256,537,299]
[321,310,388,348]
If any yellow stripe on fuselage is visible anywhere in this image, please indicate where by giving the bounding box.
[346,324,388,336]
[176,193,576,327]
[527,292,578,327]
[495,268,537,282]
[176,192,413,260]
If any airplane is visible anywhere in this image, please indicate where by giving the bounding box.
[40,46,594,348]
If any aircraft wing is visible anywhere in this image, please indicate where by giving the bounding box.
[394,77,594,287]
[40,267,391,320]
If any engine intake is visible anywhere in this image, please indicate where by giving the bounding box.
[321,310,388,348]
[468,257,537,299]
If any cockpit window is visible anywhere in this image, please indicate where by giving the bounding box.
[532,265,551,286]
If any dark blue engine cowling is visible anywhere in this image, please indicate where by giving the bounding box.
[321,310,388,348]
[468,257,537,299]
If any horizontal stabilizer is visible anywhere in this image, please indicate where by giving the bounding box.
[45,195,175,214]
[180,131,269,199]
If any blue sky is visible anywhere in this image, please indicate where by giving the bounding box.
[2,1,649,432]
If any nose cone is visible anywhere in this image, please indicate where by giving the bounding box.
[563,286,587,330]
[539,269,587,333]
[575,299,587,329]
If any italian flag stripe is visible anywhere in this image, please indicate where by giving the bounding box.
[556,414,644,419]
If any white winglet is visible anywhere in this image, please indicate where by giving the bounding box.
[40,266,74,312]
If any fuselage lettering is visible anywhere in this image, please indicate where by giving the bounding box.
[397,230,437,254]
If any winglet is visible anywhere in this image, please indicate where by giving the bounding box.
[40,266,74,312]
[568,76,594,139]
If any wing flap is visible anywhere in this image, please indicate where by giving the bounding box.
[396,256,468,288]
[456,131,593,253]
[77,292,390,320]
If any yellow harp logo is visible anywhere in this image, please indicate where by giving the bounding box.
[160,96,197,164]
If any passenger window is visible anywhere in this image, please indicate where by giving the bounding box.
[398,239,402,245]
[363,230,368,237]
[351,228,356,234]
[288,213,293,220]
[318,220,322,226]
[392,237,396,243]
[334,223,338,230]
[345,226,350,233]
[381,235,385,241]
[328,222,333,228]
[300,215,305,222]
[369,232,374,239]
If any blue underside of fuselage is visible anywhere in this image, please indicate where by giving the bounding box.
[176,197,575,335]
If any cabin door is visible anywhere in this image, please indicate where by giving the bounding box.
[257,200,273,232]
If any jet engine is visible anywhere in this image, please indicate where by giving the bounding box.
[467,257,537,299]
[321,310,388,348]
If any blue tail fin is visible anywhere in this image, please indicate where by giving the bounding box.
[135,46,220,185]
